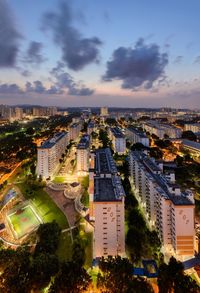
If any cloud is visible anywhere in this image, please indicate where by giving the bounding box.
[0,0,21,67]
[23,41,46,64]
[194,56,200,64]
[0,83,23,94]
[41,1,102,70]
[25,81,62,95]
[51,62,94,95]
[103,38,168,90]
[21,69,31,77]
[173,55,183,64]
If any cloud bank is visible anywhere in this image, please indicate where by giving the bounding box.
[0,0,21,67]
[42,1,102,71]
[103,38,168,90]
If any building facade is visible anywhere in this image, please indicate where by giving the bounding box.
[109,127,126,154]
[69,122,82,141]
[129,151,195,259]
[143,121,182,139]
[126,127,149,147]
[36,132,68,179]
[77,134,90,176]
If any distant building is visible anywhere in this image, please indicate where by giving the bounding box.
[109,127,126,154]
[143,121,182,139]
[126,127,149,147]
[15,107,23,120]
[129,151,195,259]
[77,134,90,176]
[36,132,68,179]
[184,123,200,133]
[69,123,82,141]
[100,107,108,117]
[89,148,125,258]
[47,106,57,116]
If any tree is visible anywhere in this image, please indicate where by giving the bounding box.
[158,256,199,293]
[30,253,59,290]
[26,127,35,135]
[35,221,61,255]
[182,131,197,141]
[49,261,91,293]
[97,256,153,293]
[149,147,163,159]
[99,129,111,148]
[131,142,145,151]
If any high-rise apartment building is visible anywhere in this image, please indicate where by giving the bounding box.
[89,148,125,258]
[126,127,149,147]
[77,134,90,176]
[69,123,82,141]
[143,121,182,139]
[100,107,108,117]
[129,151,195,259]
[109,127,126,154]
[36,132,68,179]
[15,107,23,120]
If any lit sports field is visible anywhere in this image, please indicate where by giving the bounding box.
[7,204,42,239]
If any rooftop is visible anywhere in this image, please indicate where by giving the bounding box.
[131,151,194,206]
[94,177,124,202]
[95,148,118,174]
[182,139,200,152]
[127,126,148,138]
[111,127,125,138]
[39,132,67,149]
[77,134,90,149]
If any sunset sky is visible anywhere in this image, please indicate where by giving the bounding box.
[1,0,200,108]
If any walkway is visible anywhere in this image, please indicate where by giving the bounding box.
[183,256,200,270]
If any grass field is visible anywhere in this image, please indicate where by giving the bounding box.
[7,204,42,239]
[17,182,68,229]
[56,231,73,261]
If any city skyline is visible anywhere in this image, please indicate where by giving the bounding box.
[1,0,200,108]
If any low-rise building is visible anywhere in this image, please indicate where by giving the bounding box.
[129,151,195,259]
[36,132,68,179]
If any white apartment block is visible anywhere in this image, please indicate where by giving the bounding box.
[100,107,108,117]
[77,134,90,176]
[143,121,182,139]
[36,132,68,179]
[184,123,200,133]
[69,122,82,141]
[126,127,149,147]
[129,151,195,260]
[89,148,125,258]
[109,127,126,154]
[15,107,23,120]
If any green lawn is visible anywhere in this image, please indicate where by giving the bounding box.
[56,231,73,261]
[8,204,42,239]
[17,182,68,229]
[83,231,93,269]
[53,176,66,183]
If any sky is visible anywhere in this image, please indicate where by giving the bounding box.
[0,0,200,108]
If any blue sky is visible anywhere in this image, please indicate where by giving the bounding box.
[0,0,200,108]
